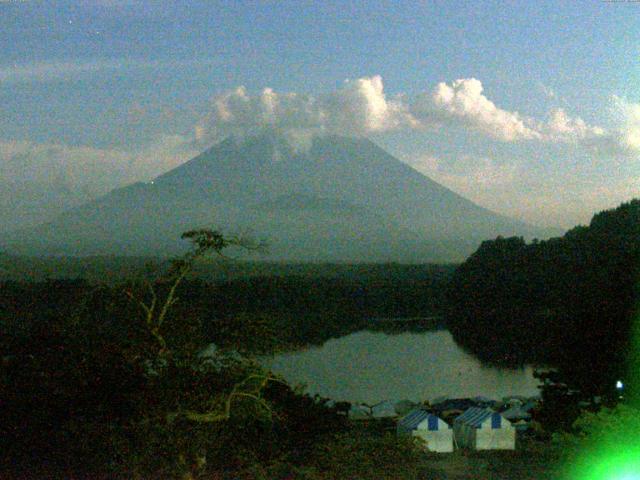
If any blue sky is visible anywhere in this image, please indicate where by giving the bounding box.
[1,0,639,228]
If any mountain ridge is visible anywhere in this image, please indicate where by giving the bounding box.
[2,133,557,262]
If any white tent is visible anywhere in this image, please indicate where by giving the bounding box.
[453,407,515,450]
[397,409,453,453]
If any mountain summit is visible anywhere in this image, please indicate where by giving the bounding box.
[3,133,551,262]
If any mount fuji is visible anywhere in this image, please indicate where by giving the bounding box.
[2,132,553,262]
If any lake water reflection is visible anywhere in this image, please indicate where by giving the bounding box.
[263,330,541,403]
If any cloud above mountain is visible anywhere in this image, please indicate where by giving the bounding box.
[194,75,639,159]
[196,76,414,143]
[1,73,637,232]
[610,96,640,154]
[420,78,541,142]
[3,61,634,159]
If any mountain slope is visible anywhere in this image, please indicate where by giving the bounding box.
[2,133,552,262]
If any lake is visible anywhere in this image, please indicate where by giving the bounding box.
[263,330,541,403]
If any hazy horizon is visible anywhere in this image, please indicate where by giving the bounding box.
[1,1,639,230]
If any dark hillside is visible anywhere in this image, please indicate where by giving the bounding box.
[446,199,640,397]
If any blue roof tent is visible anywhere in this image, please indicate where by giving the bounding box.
[398,409,452,432]
[453,407,515,450]
[397,409,454,453]
[454,407,503,429]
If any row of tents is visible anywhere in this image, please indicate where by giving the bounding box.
[348,395,538,426]
[397,407,516,452]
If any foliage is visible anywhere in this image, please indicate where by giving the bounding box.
[553,404,640,452]
[0,230,278,478]
[99,230,281,478]
[446,199,640,400]
[2,229,442,479]
[552,404,640,479]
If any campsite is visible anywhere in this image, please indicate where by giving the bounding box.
[2,3,639,478]
[350,403,558,479]
[0,259,580,479]
[364,396,534,453]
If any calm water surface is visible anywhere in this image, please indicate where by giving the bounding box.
[263,330,541,403]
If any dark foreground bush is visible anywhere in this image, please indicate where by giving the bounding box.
[0,231,430,479]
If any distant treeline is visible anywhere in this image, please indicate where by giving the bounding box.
[0,254,454,283]
[1,265,452,354]
[0,262,452,477]
[446,199,640,397]
[2,266,445,478]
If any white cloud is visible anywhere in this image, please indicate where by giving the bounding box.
[0,141,130,193]
[557,97,640,158]
[611,96,640,153]
[196,75,416,143]
[419,79,637,156]
[200,86,324,139]
[5,64,631,160]
[7,67,624,157]
[327,76,414,133]
[541,108,605,142]
[201,75,541,144]
[0,60,120,84]
[421,78,541,141]
[9,65,631,160]
[198,76,631,154]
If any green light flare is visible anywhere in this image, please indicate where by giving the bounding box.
[569,446,640,480]
[629,305,640,405]
[561,293,640,479]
